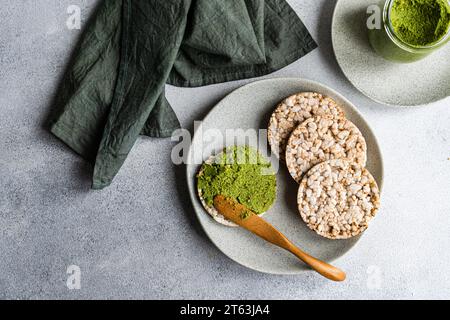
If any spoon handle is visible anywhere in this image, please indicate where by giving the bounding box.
[283,242,346,282]
[245,216,346,281]
[213,195,346,281]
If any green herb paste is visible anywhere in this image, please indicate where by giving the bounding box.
[391,0,450,46]
[239,209,252,220]
[197,146,276,215]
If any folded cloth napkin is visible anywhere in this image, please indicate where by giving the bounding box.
[49,0,317,189]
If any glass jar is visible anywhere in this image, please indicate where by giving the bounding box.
[369,0,450,63]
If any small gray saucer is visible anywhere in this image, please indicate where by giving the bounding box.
[332,0,450,107]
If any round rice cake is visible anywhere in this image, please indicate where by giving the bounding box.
[297,159,380,239]
[285,115,367,183]
[197,154,238,227]
[267,92,344,160]
[197,146,276,227]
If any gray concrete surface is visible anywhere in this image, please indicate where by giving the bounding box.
[1,0,449,299]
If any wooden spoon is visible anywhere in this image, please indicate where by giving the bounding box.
[213,195,346,282]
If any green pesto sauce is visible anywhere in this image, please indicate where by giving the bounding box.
[391,0,450,46]
[197,146,276,215]
[239,209,252,220]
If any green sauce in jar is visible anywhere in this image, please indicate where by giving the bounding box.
[391,0,450,46]
[369,0,450,63]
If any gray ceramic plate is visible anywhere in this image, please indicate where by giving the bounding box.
[332,0,450,107]
[186,78,384,274]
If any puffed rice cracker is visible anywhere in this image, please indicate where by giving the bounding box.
[285,115,367,183]
[297,159,380,239]
[267,92,344,160]
[197,149,271,227]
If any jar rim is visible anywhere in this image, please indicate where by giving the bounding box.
[383,0,450,52]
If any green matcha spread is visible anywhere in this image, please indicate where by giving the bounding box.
[239,209,252,220]
[197,146,276,215]
[391,0,450,46]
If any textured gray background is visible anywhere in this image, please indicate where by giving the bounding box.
[1,0,449,300]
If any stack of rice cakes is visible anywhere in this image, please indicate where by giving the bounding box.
[268,92,380,239]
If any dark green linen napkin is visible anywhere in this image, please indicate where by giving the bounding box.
[49,0,317,189]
